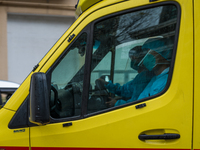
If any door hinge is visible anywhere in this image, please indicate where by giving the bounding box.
[32,64,39,72]
[68,34,75,42]
[135,103,146,109]
[63,122,73,127]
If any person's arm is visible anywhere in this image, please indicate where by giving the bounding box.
[106,96,122,107]
[98,78,134,97]
[104,81,122,95]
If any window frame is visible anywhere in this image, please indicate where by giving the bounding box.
[45,1,181,123]
[46,25,91,123]
[8,1,181,127]
[84,1,181,118]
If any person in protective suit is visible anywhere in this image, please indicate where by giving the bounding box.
[103,45,155,107]
[137,37,173,100]
[105,37,173,106]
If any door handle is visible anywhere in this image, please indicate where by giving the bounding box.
[139,133,180,140]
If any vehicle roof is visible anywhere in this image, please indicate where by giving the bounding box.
[75,0,101,19]
[75,0,125,19]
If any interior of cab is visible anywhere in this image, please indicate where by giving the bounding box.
[49,5,177,119]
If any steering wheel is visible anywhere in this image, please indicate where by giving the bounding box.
[50,85,60,117]
[93,79,111,108]
[95,79,108,91]
[51,85,58,103]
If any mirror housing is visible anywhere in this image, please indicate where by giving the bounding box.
[29,72,50,125]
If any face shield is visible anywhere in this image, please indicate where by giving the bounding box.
[138,38,173,71]
[138,49,171,71]
[128,46,145,71]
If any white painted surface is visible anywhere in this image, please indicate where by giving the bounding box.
[0,80,19,88]
[7,14,75,84]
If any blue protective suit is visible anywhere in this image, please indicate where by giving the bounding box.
[105,70,154,106]
[137,67,169,100]
[114,68,169,106]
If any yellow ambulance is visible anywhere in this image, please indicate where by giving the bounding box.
[0,0,199,149]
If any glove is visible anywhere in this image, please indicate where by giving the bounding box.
[104,80,120,94]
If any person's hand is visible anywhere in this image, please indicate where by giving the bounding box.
[97,78,108,85]
[106,97,117,107]
[106,96,122,107]
[95,78,108,90]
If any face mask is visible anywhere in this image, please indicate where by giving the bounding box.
[142,53,156,71]
[138,50,170,71]
[130,59,139,70]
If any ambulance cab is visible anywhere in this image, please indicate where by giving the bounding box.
[0,0,199,150]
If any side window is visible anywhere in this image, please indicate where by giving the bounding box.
[87,5,177,113]
[50,33,87,119]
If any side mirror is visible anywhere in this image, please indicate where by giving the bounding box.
[29,72,50,125]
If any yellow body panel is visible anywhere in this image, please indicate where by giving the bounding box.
[0,0,196,149]
[0,108,29,148]
[193,0,200,149]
